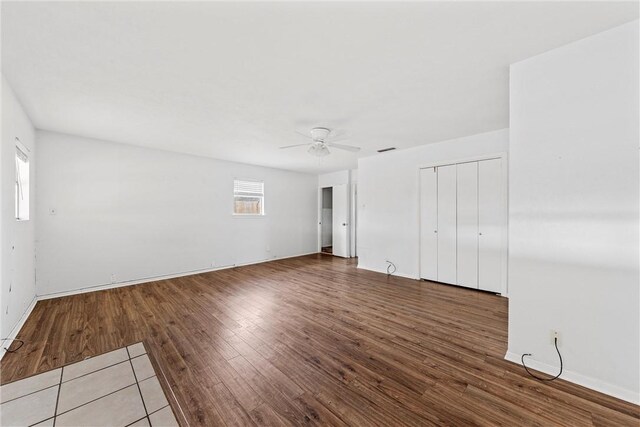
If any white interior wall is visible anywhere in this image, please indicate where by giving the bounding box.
[1,75,37,357]
[350,169,357,257]
[507,21,639,403]
[357,129,508,280]
[35,130,318,297]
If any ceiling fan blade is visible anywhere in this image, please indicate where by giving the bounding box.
[327,136,350,144]
[279,143,311,149]
[328,129,348,139]
[294,130,312,139]
[326,142,361,152]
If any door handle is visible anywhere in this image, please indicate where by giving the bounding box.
[434,230,438,233]
[342,223,347,226]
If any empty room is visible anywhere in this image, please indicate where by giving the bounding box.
[1,1,639,426]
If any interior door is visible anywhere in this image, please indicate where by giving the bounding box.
[456,162,479,289]
[437,165,457,284]
[332,184,349,258]
[478,158,503,292]
[420,167,438,280]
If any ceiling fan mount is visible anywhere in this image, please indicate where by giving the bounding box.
[309,127,331,142]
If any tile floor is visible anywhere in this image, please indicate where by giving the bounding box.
[0,343,179,427]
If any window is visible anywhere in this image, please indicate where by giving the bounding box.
[15,145,29,221]
[233,179,264,215]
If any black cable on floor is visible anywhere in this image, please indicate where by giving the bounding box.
[1,338,24,353]
[386,260,396,276]
[521,337,563,381]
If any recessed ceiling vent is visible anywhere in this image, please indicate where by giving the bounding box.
[377,147,396,153]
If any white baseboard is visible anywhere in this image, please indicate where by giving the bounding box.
[357,265,509,297]
[37,251,319,300]
[0,296,38,361]
[504,351,640,405]
[356,264,419,280]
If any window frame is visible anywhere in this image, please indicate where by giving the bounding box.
[15,143,30,221]
[232,178,265,217]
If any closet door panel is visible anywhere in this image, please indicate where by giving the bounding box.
[456,162,478,289]
[420,167,438,280]
[478,158,503,292]
[437,165,457,285]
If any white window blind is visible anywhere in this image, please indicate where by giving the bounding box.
[233,179,264,215]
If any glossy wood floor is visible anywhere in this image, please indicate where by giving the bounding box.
[2,255,638,426]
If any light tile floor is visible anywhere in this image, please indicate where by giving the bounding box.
[0,343,179,427]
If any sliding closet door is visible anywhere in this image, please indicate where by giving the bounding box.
[456,162,478,289]
[478,158,503,292]
[437,165,456,285]
[420,167,438,281]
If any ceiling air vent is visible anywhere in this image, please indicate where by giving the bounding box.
[377,147,396,153]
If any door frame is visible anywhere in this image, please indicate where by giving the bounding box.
[317,185,351,257]
[317,187,325,253]
[417,152,509,296]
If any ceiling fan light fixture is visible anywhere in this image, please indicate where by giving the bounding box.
[308,144,330,157]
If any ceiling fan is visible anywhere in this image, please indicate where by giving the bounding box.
[279,127,361,157]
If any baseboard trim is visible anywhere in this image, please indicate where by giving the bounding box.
[0,296,38,361]
[37,251,319,300]
[504,351,639,405]
[356,264,419,280]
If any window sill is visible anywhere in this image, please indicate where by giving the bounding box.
[232,214,266,218]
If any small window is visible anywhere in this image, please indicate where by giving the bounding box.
[15,145,29,221]
[233,179,264,215]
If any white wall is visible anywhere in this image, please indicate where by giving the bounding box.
[350,169,358,257]
[318,170,351,188]
[508,21,639,403]
[35,131,318,297]
[357,129,508,280]
[1,75,37,357]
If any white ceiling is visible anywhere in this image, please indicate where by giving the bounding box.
[2,2,638,174]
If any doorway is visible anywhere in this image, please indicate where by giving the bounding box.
[321,187,333,254]
[319,184,349,257]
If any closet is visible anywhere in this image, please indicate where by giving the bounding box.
[419,158,505,293]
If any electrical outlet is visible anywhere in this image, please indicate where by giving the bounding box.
[266,245,271,252]
[110,273,116,284]
[211,261,216,268]
[550,330,560,345]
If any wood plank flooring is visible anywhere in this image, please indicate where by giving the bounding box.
[2,254,639,426]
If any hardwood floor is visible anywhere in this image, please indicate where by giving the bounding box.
[2,254,638,426]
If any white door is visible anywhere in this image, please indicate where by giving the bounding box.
[456,162,479,289]
[478,158,503,292]
[332,184,349,258]
[437,165,457,284]
[420,167,438,280]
